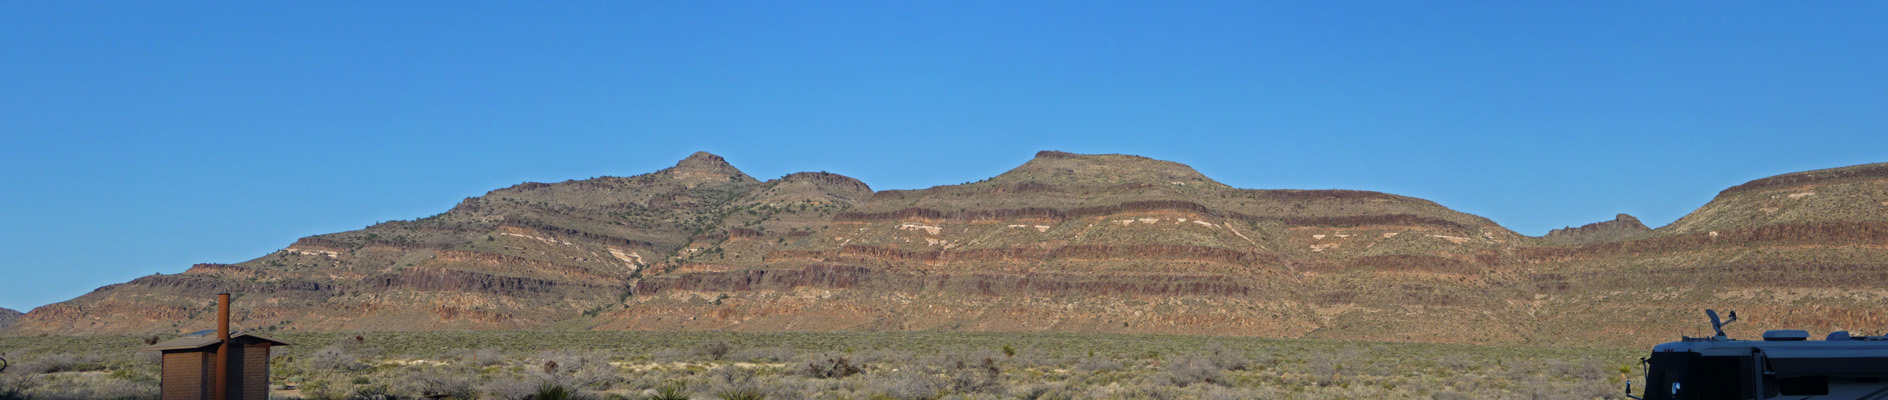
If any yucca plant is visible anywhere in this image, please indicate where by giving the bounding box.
[647,383,691,400]
[714,388,767,400]
[533,382,575,400]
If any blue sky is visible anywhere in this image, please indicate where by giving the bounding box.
[2,2,1883,311]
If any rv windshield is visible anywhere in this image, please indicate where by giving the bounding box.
[1644,352,1746,400]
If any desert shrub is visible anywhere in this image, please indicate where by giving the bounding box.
[470,347,509,367]
[17,374,156,400]
[483,376,544,400]
[0,374,35,400]
[730,347,795,363]
[1197,342,1248,371]
[1202,386,1263,400]
[301,378,347,400]
[1008,382,1074,400]
[800,354,862,379]
[1430,391,1472,400]
[528,351,616,391]
[309,344,370,372]
[696,340,734,361]
[1307,349,1361,387]
[1073,357,1123,373]
[652,348,695,363]
[700,364,782,400]
[867,370,942,400]
[14,353,105,374]
[391,365,479,399]
[938,356,1003,395]
[348,384,397,400]
[849,349,913,366]
[1162,354,1224,387]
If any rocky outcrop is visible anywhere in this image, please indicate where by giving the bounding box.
[838,200,1472,230]
[370,267,597,296]
[633,264,1256,298]
[1541,213,1652,245]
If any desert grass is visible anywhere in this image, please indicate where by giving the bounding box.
[0,331,1641,399]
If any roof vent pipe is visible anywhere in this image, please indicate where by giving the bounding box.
[214,293,230,400]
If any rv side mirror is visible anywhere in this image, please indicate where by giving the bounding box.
[1625,381,1643,400]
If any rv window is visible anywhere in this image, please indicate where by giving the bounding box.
[1689,356,1745,399]
[1777,376,1828,396]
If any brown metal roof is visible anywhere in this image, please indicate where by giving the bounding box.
[139,333,292,352]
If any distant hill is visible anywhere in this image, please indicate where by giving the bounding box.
[0,307,20,330]
[8,153,1887,348]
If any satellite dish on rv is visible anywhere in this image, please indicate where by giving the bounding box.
[1706,309,1737,338]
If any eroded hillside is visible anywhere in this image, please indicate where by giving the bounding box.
[9,153,1887,347]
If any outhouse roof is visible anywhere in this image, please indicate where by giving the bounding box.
[140,333,292,352]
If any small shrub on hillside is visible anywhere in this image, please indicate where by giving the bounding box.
[868,370,942,400]
[309,344,370,372]
[1198,342,1248,371]
[940,357,1004,394]
[1162,355,1224,387]
[349,384,397,400]
[696,340,734,361]
[392,365,479,399]
[469,347,508,367]
[801,354,861,379]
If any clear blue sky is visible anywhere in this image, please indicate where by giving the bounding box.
[2,2,1883,312]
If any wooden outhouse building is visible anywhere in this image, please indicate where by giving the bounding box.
[140,294,289,400]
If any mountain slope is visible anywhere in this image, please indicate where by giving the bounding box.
[621,151,1529,342]
[1512,162,1888,345]
[0,307,19,331]
[5,152,866,335]
[8,154,1888,348]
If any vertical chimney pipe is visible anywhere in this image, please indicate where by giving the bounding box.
[214,293,229,400]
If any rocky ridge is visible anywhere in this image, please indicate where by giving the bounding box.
[1542,214,1652,245]
[7,153,1887,348]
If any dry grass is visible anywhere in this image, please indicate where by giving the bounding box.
[0,331,1641,399]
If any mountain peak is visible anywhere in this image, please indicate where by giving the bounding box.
[991,150,1219,187]
[665,151,753,184]
[675,151,733,169]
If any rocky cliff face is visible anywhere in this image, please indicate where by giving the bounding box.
[8,154,1888,348]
